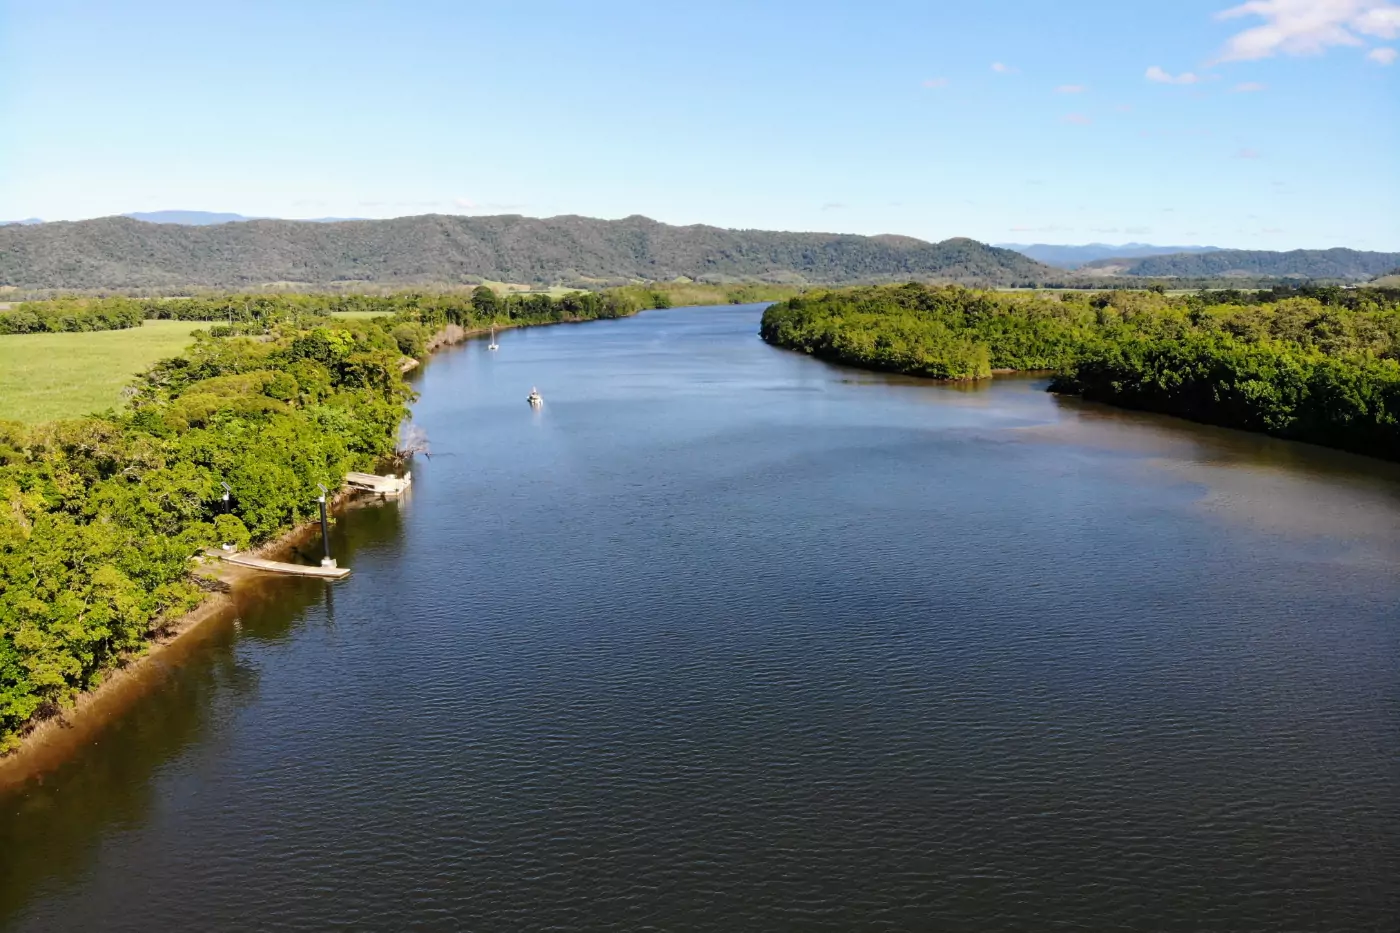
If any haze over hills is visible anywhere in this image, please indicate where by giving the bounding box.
[1081,248,1400,282]
[0,214,1058,290]
[4,211,368,226]
[996,242,1222,269]
[124,210,254,225]
[122,210,368,225]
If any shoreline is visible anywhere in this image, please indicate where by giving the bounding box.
[0,313,616,789]
[0,497,355,791]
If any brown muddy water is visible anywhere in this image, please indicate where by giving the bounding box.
[2,305,1398,932]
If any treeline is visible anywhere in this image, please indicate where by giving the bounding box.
[0,298,147,334]
[0,289,642,751]
[0,282,796,336]
[760,283,1400,460]
[0,295,339,335]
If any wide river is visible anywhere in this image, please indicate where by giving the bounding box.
[3,305,1399,931]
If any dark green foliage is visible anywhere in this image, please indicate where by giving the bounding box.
[0,215,1059,290]
[0,293,338,336]
[0,298,145,334]
[762,283,1400,461]
[761,284,1100,379]
[0,288,646,750]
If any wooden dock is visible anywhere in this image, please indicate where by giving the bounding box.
[345,471,412,498]
[219,552,351,579]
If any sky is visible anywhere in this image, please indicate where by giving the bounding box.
[1,0,1397,250]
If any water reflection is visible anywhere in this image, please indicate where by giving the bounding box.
[0,498,406,928]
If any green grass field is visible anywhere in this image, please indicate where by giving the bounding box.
[0,320,207,423]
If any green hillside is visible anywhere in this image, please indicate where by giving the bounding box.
[1082,247,1400,281]
[0,215,1058,291]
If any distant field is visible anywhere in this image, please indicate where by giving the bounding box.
[0,320,206,423]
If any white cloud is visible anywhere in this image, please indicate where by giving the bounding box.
[991,62,1019,74]
[1231,81,1269,90]
[921,77,950,88]
[454,197,477,209]
[1063,113,1093,125]
[1146,65,1202,83]
[1369,45,1399,61]
[1235,147,1264,158]
[1056,84,1088,93]
[1214,1,1400,62]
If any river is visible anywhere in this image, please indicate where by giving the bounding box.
[3,304,1398,931]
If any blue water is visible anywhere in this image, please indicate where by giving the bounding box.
[3,305,1398,932]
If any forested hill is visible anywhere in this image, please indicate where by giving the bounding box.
[0,214,1057,290]
[1082,247,1400,281]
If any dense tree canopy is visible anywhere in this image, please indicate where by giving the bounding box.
[0,288,655,751]
[761,283,1400,460]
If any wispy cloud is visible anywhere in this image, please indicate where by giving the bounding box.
[1056,84,1088,93]
[1231,81,1269,91]
[1235,147,1263,158]
[820,202,846,211]
[1369,45,1399,62]
[1214,0,1400,62]
[1115,104,1134,112]
[921,77,950,88]
[1146,65,1202,84]
[991,62,1019,74]
[1125,226,1151,235]
[1063,113,1093,125]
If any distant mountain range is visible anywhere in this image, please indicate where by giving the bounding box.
[1081,248,1400,281]
[996,242,1222,269]
[2,213,1393,290]
[0,214,1059,290]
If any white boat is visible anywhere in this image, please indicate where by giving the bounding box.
[527,387,543,406]
[487,327,499,351]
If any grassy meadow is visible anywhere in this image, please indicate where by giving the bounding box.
[0,320,206,422]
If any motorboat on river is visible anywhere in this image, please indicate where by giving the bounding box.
[527,387,543,406]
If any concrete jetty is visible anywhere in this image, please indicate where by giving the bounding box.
[218,552,351,580]
[345,471,412,498]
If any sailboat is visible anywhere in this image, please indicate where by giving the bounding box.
[487,326,499,351]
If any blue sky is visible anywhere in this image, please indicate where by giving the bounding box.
[1,0,1396,249]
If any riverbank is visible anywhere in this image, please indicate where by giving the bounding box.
[0,491,356,790]
[0,308,629,785]
[760,283,1400,462]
